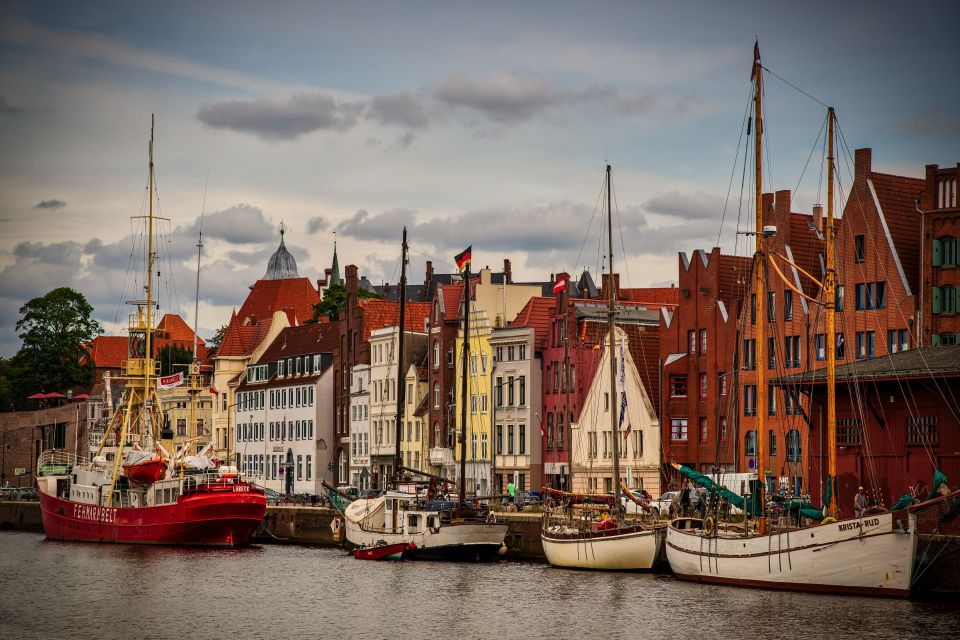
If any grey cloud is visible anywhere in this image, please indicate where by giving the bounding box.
[307,216,329,234]
[893,108,960,135]
[197,93,364,141]
[642,191,725,221]
[367,92,430,130]
[35,199,66,210]
[435,72,560,123]
[0,95,25,113]
[433,72,697,124]
[196,73,698,143]
[182,204,276,245]
[336,208,418,242]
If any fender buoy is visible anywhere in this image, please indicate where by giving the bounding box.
[703,517,717,536]
[821,517,837,525]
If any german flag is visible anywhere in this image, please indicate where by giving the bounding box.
[454,245,472,271]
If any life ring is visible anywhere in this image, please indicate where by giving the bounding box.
[703,517,717,536]
[821,517,837,525]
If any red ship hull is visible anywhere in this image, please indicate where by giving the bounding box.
[354,542,414,560]
[38,484,266,546]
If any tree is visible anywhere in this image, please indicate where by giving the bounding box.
[311,282,378,322]
[208,324,228,351]
[12,287,103,403]
[157,343,194,377]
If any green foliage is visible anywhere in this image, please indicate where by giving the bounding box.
[0,357,15,412]
[208,324,228,351]
[311,282,378,322]
[11,287,103,406]
[157,343,194,377]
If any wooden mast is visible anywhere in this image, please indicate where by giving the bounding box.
[563,275,572,492]
[606,164,622,516]
[394,227,408,487]
[825,108,838,517]
[458,258,471,506]
[752,43,767,533]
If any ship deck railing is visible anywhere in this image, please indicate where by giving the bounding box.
[37,450,83,476]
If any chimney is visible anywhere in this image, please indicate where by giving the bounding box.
[761,192,775,228]
[775,190,791,244]
[503,259,512,284]
[855,148,872,184]
[600,273,621,299]
[813,205,823,233]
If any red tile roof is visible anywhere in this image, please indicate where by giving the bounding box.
[510,296,553,348]
[217,313,276,358]
[237,278,319,326]
[871,172,924,293]
[87,336,128,368]
[439,282,465,319]
[620,287,679,309]
[155,314,203,345]
[258,323,339,362]
[357,299,432,341]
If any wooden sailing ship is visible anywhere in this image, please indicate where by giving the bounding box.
[325,229,508,560]
[540,164,663,570]
[664,45,918,596]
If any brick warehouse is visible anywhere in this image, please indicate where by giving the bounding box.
[1,403,90,489]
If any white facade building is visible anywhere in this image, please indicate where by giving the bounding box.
[490,325,542,493]
[570,327,661,497]
[368,326,427,489]
[233,324,336,496]
[348,364,371,491]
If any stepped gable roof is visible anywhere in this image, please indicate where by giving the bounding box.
[86,336,128,368]
[357,299,432,341]
[775,345,960,385]
[509,296,553,348]
[870,172,924,293]
[237,277,319,325]
[786,212,825,278]
[258,323,339,362]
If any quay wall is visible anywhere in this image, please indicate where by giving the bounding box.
[0,501,43,532]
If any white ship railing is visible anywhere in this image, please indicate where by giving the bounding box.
[37,450,83,475]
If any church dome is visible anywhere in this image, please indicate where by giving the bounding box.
[262,227,299,280]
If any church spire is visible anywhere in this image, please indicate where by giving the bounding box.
[330,231,342,286]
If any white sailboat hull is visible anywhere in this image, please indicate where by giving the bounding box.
[342,496,507,560]
[665,512,917,597]
[541,525,662,570]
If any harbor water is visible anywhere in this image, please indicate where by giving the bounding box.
[1,531,958,640]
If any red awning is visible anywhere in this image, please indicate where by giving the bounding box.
[73,393,90,400]
[44,392,66,398]
[27,393,46,399]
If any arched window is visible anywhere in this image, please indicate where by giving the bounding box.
[433,383,440,409]
[433,341,440,368]
[434,422,440,447]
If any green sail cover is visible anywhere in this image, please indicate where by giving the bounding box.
[324,486,353,514]
[777,499,824,521]
[929,470,949,500]
[888,494,915,511]
[675,465,761,517]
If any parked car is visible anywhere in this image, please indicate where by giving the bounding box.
[515,491,541,509]
[647,491,680,518]
[0,487,37,501]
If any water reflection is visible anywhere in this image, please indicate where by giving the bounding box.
[1,531,958,640]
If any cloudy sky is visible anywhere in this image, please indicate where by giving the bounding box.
[1,1,957,356]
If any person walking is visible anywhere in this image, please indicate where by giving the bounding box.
[507,479,516,501]
[854,486,868,518]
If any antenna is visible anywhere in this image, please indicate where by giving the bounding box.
[193,171,208,360]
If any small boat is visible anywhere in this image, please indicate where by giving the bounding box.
[122,449,167,484]
[354,542,416,560]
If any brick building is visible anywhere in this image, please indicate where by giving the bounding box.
[921,161,960,345]
[1,403,90,489]
[660,248,751,482]
[779,346,960,515]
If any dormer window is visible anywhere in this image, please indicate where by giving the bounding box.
[278,360,285,377]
